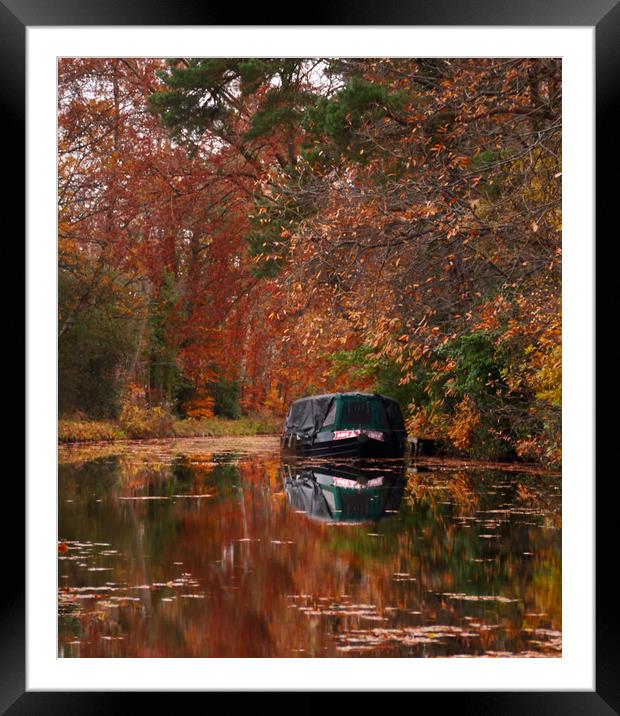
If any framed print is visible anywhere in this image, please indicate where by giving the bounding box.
[9,0,611,711]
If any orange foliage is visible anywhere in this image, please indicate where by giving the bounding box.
[181,392,215,419]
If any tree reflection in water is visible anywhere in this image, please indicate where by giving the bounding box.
[58,438,561,657]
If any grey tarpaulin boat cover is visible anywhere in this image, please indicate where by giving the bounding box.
[383,396,406,433]
[284,475,333,521]
[283,392,406,436]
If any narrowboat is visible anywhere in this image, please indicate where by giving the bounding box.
[280,392,408,459]
[282,461,406,524]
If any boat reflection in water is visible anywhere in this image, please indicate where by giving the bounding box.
[282,460,407,524]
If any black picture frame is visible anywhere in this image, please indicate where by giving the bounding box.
[9,1,610,712]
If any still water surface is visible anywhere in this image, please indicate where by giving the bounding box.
[58,436,561,657]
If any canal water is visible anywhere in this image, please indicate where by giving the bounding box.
[58,436,561,658]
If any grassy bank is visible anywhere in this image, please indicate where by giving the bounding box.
[58,416,282,443]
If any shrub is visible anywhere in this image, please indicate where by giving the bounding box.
[118,384,174,438]
[58,419,127,443]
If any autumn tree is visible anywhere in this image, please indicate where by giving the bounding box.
[59,58,254,418]
[151,57,562,462]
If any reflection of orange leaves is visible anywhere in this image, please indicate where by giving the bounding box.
[516,484,535,502]
[58,542,68,554]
